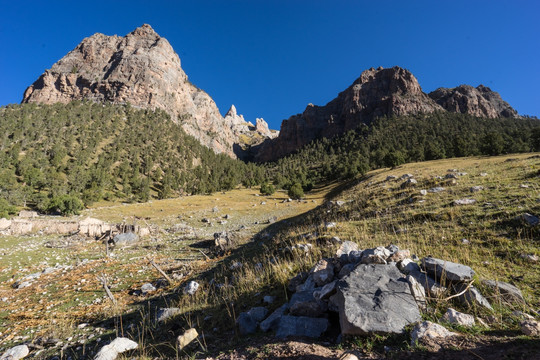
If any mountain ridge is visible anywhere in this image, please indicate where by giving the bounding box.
[255,66,519,162]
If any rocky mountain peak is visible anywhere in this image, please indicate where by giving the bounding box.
[22,25,273,157]
[130,24,159,38]
[225,104,238,118]
[428,84,518,118]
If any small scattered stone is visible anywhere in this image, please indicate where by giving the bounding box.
[520,320,540,336]
[229,261,243,270]
[441,308,475,327]
[336,241,359,258]
[263,295,275,304]
[411,321,457,348]
[311,259,335,286]
[386,175,397,181]
[183,281,199,295]
[177,328,198,350]
[520,253,539,263]
[401,178,418,188]
[470,186,484,192]
[141,283,156,294]
[428,187,445,193]
[94,337,138,360]
[453,198,476,205]
[517,213,539,226]
[419,189,428,196]
[325,222,337,229]
[156,308,181,323]
[0,345,29,360]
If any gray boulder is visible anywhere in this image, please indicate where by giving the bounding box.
[408,270,446,297]
[275,315,328,338]
[453,283,493,311]
[336,241,359,258]
[482,280,525,304]
[237,307,268,335]
[406,275,427,310]
[237,312,257,335]
[260,304,288,332]
[338,263,356,279]
[336,264,421,335]
[313,280,337,301]
[397,258,421,274]
[311,259,334,286]
[421,257,475,283]
[517,213,539,227]
[289,291,325,317]
[113,232,138,245]
[248,307,268,322]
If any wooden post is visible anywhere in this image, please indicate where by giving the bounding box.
[97,275,117,305]
[150,259,173,284]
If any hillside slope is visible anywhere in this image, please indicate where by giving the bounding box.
[0,102,263,214]
[0,154,538,359]
[266,111,540,191]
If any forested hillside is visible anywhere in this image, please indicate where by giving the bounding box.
[268,112,540,190]
[0,102,263,215]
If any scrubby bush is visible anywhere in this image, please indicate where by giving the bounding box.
[288,182,304,200]
[260,182,275,196]
[0,198,17,219]
[47,195,83,215]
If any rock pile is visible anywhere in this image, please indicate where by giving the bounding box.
[237,242,531,342]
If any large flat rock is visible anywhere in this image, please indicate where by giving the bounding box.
[421,257,475,283]
[335,264,421,335]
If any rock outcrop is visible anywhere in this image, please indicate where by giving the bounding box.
[22,24,272,157]
[428,85,518,119]
[255,66,442,161]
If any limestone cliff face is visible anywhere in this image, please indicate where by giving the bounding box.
[428,85,518,118]
[255,66,442,162]
[22,24,270,157]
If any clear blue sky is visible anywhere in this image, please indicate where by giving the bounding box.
[1,0,539,129]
